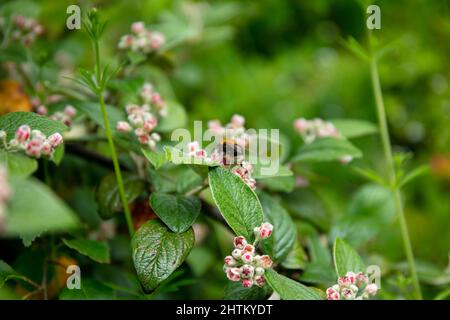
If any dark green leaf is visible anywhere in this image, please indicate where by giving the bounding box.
[265,269,323,300]
[224,281,272,300]
[132,220,194,292]
[149,192,201,233]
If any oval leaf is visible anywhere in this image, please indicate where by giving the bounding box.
[156,101,187,132]
[0,150,37,178]
[63,238,110,264]
[291,138,362,163]
[265,269,323,300]
[333,237,366,277]
[208,166,263,240]
[331,119,377,139]
[149,192,201,233]
[132,220,194,292]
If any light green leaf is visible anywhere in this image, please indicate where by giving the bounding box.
[96,174,145,219]
[281,240,308,270]
[259,193,296,262]
[291,138,362,163]
[208,166,264,240]
[265,269,323,300]
[132,220,194,292]
[331,119,377,139]
[63,238,110,264]
[0,150,37,178]
[52,144,65,165]
[260,175,296,193]
[156,101,187,132]
[333,237,366,277]
[142,148,167,170]
[6,177,79,246]
[252,164,293,180]
[0,112,68,141]
[149,192,201,233]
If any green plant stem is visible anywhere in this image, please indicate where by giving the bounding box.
[369,55,422,300]
[93,41,134,237]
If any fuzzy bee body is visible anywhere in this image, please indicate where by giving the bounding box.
[219,138,244,165]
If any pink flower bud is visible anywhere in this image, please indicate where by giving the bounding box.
[341,288,356,300]
[239,264,254,279]
[116,121,132,132]
[187,141,199,154]
[231,114,245,127]
[365,284,378,296]
[143,116,158,132]
[242,244,255,255]
[233,236,247,249]
[31,130,46,143]
[37,105,48,115]
[232,249,242,260]
[25,140,42,158]
[151,92,163,105]
[259,255,273,268]
[40,141,53,156]
[48,133,63,147]
[226,267,241,282]
[137,134,150,145]
[64,105,77,117]
[224,256,236,267]
[254,222,273,239]
[254,275,266,287]
[149,32,165,49]
[327,291,340,300]
[151,133,161,142]
[131,21,145,34]
[294,118,309,134]
[15,125,31,142]
[126,104,140,114]
[241,278,253,288]
[356,272,368,287]
[345,272,356,285]
[195,149,206,158]
[241,252,253,264]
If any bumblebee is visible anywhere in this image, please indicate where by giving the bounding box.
[218,138,244,165]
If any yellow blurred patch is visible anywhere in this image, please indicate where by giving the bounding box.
[0,80,32,115]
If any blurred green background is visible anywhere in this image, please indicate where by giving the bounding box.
[1,0,449,299]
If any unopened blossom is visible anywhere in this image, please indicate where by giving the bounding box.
[326,271,379,300]
[118,22,165,54]
[116,121,132,132]
[254,222,274,240]
[8,15,44,46]
[222,222,273,288]
[4,126,63,159]
[48,105,77,126]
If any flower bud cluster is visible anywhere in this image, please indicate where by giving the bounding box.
[139,83,167,117]
[0,125,63,159]
[326,271,379,300]
[223,222,274,288]
[118,22,165,54]
[293,118,353,164]
[4,15,44,46]
[116,104,161,149]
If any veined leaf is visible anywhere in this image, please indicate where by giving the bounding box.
[132,220,194,292]
[63,238,110,264]
[208,166,263,241]
[333,237,365,277]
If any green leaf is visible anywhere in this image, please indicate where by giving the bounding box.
[252,164,293,180]
[0,150,37,178]
[260,175,296,193]
[96,174,145,219]
[132,220,194,292]
[259,193,296,262]
[291,138,362,163]
[0,260,33,288]
[265,269,323,300]
[281,240,308,270]
[331,119,377,139]
[398,165,429,188]
[142,148,167,170]
[6,177,79,246]
[63,238,110,264]
[149,192,201,233]
[156,101,187,132]
[208,166,264,240]
[0,112,68,141]
[59,279,115,300]
[224,281,272,300]
[52,144,65,165]
[333,237,366,277]
[75,102,125,129]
